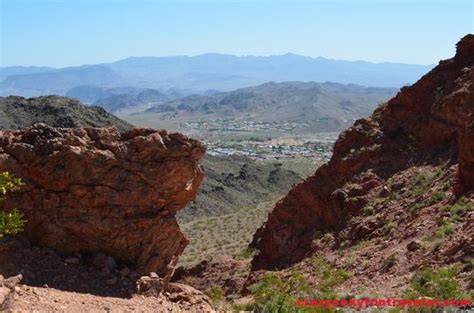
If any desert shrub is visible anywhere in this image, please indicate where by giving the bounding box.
[412,168,444,198]
[0,172,25,238]
[387,192,398,201]
[381,254,398,272]
[433,197,472,240]
[313,229,333,240]
[321,232,334,242]
[410,202,426,213]
[0,209,25,238]
[362,205,375,215]
[237,247,255,259]
[249,271,312,312]
[338,240,349,251]
[431,239,443,252]
[429,192,444,205]
[435,223,454,238]
[442,181,451,191]
[232,302,256,312]
[403,266,470,301]
[383,221,396,235]
[205,286,225,303]
[311,256,352,296]
[442,197,472,222]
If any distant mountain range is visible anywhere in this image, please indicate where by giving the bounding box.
[144,81,397,124]
[0,53,433,97]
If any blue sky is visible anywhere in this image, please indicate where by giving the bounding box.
[1,0,473,67]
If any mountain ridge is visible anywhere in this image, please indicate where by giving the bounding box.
[140,81,397,131]
[1,53,432,97]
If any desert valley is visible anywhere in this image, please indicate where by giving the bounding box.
[0,1,472,311]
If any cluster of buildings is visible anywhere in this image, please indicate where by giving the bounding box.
[206,138,334,162]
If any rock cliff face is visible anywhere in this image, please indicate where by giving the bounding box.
[251,35,474,270]
[0,123,205,275]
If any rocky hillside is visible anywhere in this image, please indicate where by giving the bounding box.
[0,124,205,275]
[251,34,474,275]
[0,95,133,131]
[145,82,396,130]
[178,155,301,223]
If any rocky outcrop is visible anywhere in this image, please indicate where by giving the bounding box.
[0,123,205,275]
[0,95,133,131]
[251,34,474,270]
[0,274,22,311]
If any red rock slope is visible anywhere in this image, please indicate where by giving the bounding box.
[0,124,205,275]
[251,34,474,270]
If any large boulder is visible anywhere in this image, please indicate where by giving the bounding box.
[0,124,205,275]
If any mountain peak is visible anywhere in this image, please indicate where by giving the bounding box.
[455,34,474,63]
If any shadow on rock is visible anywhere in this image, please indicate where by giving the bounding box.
[0,237,138,298]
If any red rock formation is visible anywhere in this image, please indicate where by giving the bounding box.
[0,124,205,275]
[251,34,474,270]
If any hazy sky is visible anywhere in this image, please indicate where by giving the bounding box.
[1,0,473,67]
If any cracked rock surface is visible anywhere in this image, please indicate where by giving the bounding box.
[0,124,206,275]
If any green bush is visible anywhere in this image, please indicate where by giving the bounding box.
[248,260,351,312]
[442,197,472,223]
[0,209,25,238]
[403,266,470,301]
[0,172,25,238]
[249,271,312,312]
[238,247,255,259]
[205,286,225,303]
[429,192,444,205]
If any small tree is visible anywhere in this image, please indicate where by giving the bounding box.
[0,172,25,238]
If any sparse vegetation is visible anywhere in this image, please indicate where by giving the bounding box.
[441,196,472,222]
[338,240,349,251]
[362,205,375,215]
[387,191,398,201]
[205,286,225,304]
[383,221,396,235]
[311,256,352,296]
[248,271,311,312]
[179,199,277,266]
[410,202,426,213]
[433,197,472,240]
[321,232,334,242]
[412,167,445,198]
[237,247,256,259]
[381,254,398,272]
[312,229,333,240]
[429,192,444,205]
[435,222,454,238]
[431,239,443,252]
[403,266,471,302]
